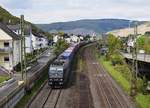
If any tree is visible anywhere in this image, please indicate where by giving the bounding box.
[84,34,91,41]
[144,37,150,53]
[137,36,145,50]
[45,32,53,40]
[136,36,150,54]
[54,39,69,55]
[58,31,65,38]
[107,34,122,56]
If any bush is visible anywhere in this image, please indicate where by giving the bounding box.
[111,54,123,65]
[114,64,131,81]
[54,39,69,55]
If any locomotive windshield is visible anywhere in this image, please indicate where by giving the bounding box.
[49,66,63,78]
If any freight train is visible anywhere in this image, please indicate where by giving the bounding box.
[48,42,87,88]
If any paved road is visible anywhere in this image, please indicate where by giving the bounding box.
[0,48,54,101]
[121,53,150,63]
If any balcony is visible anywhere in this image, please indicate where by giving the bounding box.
[0,47,13,53]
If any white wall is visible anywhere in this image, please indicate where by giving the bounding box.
[53,35,59,43]
[71,35,79,42]
[13,40,21,66]
[25,35,33,53]
[35,37,48,49]
[31,34,37,50]
[65,38,71,43]
[0,28,13,70]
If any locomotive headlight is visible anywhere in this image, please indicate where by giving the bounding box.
[59,82,63,85]
[49,82,52,85]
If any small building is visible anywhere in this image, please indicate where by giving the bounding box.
[53,34,61,43]
[0,23,21,71]
[70,35,80,43]
[32,33,48,50]
[65,37,71,43]
[79,36,84,41]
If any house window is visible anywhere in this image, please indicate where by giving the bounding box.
[39,38,42,41]
[4,42,9,47]
[4,57,9,62]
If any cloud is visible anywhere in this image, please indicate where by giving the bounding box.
[0,0,32,9]
[0,0,150,23]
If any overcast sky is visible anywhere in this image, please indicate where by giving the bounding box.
[0,0,150,24]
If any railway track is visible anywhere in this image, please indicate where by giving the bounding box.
[84,47,134,108]
[26,45,135,108]
[27,82,62,108]
[43,89,61,108]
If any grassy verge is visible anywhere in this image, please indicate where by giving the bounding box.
[136,93,150,108]
[99,56,130,93]
[0,76,10,83]
[96,54,150,108]
[15,69,48,108]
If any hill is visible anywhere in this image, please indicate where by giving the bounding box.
[0,6,49,36]
[108,22,150,37]
[0,6,20,24]
[36,19,145,35]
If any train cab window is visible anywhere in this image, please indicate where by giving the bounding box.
[50,69,56,73]
[57,70,63,73]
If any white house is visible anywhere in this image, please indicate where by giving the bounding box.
[90,33,96,41]
[32,33,48,50]
[0,23,21,71]
[79,36,84,41]
[31,33,37,50]
[53,35,60,43]
[126,35,142,53]
[8,24,33,53]
[65,37,71,43]
[70,35,80,43]
[41,36,48,48]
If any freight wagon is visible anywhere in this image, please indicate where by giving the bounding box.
[48,42,88,88]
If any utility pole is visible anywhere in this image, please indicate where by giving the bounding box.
[23,16,27,83]
[130,22,138,97]
[135,23,138,79]
[20,15,24,80]
[20,15,27,81]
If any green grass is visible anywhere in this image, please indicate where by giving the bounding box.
[136,94,150,108]
[0,76,10,83]
[97,55,150,108]
[99,57,130,93]
[15,70,48,108]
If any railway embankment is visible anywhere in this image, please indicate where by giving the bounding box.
[15,69,48,108]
